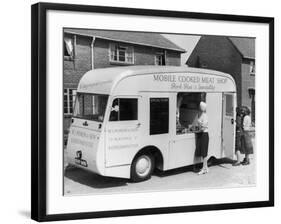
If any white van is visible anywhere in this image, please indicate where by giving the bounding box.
[66,66,236,182]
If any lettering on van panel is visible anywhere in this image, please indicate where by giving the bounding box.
[71,129,98,140]
[216,77,228,83]
[79,80,112,90]
[108,144,139,150]
[153,74,176,82]
[107,128,138,133]
[70,137,94,148]
[198,84,215,90]
[153,74,228,91]
[107,127,138,150]
[109,136,133,141]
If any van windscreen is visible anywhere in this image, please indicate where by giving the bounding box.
[73,93,108,122]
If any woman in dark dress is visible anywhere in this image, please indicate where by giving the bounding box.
[233,107,243,166]
[240,107,254,165]
[233,106,253,166]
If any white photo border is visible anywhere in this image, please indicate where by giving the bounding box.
[31,4,273,220]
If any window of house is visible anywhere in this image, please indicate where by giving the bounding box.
[109,98,138,121]
[176,92,206,134]
[249,60,255,75]
[64,89,77,115]
[155,52,166,65]
[150,98,169,135]
[248,88,255,124]
[64,37,74,59]
[109,43,134,64]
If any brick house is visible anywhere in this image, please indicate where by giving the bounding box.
[63,28,185,131]
[186,36,255,122]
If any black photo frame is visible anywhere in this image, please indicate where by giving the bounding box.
[31,2,274,222]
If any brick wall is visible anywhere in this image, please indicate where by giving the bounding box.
[93,39,181,68]
[64,35,181,87]
[241,59,255,120]
[187,36,243,106]
[64,34,92,89]
[166,51,181,66]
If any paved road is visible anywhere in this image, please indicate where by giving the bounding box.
[64,156,255,196]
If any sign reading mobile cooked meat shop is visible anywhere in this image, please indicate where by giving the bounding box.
[150,73,235,92]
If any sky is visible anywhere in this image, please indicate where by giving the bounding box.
[163,34,201,65]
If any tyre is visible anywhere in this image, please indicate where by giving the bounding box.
[130,152,155,182]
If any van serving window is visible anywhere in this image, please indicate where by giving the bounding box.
[109,98,138,121]
[150,98,169,135]
[176,92,206,134]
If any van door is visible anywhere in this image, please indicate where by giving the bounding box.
[139,92,171,170]
[105,96,141,167]
[222,93,236,158]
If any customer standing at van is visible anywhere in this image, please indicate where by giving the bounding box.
[233,106,253,166]
[240,107,254,165]
[233,107,243,166]
[195,101,209,175]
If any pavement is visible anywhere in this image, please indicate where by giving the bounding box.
[64,155,256,196]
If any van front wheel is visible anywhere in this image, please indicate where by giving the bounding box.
[131,153,154,182]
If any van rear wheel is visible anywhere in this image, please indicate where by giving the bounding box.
[131,152,154,182]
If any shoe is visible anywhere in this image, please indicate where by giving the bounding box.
[241,159,250,165]
[198,168,209,175]
[232,161,241,166]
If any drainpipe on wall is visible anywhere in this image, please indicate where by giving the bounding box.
[73,35,77,70]
[91,37,96,69]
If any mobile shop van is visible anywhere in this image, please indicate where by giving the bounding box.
[66,66,237,182]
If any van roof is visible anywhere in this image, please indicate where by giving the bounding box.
[78,66,236,94]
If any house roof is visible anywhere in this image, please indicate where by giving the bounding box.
[64,28,186,53]
[228,37,255,59]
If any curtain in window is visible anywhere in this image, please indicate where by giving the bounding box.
[64,37,73,56]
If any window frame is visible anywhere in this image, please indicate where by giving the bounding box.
[63,35,76,61]
[249,60,255,76]
[225,94,234,117]
[154,51,166,65]
[109,42,134,65]
[64,88,77,115]
[109,97,138,122]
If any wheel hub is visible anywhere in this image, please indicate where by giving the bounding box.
[136,156,151,177]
